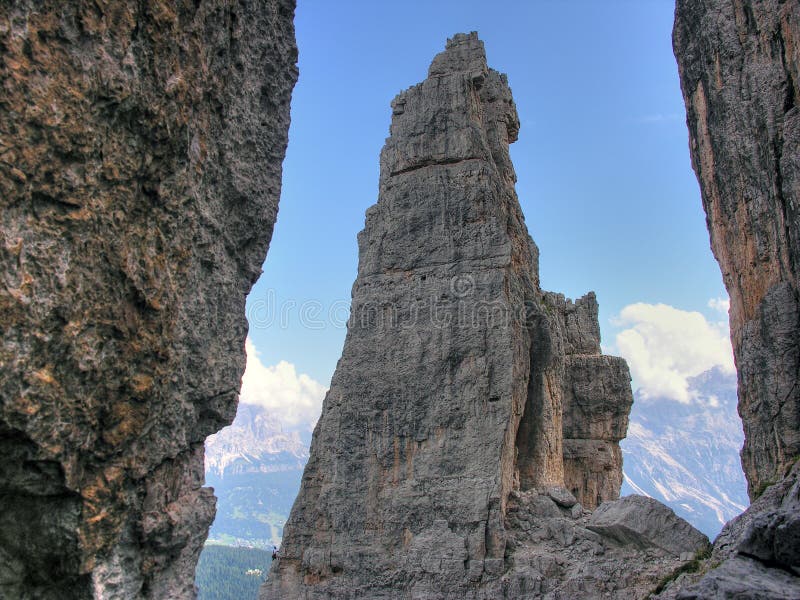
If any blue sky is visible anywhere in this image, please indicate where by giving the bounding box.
[244,0,729,400]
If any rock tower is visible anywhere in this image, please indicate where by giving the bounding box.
[263,33,655,599]
[674,0,799,502]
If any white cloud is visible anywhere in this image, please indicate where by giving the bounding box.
[239,338,327,429]
[708,297,730,314]
[613,302,735,403]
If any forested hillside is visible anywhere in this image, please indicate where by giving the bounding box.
[195,546,272,600]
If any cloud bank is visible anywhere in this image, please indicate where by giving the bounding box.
[613,302,734,403]
[239,338,327,429]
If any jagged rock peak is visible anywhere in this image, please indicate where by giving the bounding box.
[384,31,520,196]
[262,33,701,600]
[428,32,489,77]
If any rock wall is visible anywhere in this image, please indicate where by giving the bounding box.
[673,0,800,500]
[664,0,800,597]
[262,33,640,599]
[0,1,297,598]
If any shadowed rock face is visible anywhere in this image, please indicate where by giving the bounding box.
[664,0,800,597]
[0,1,297,598]
[673,0,800,501]
[262,32,638,599]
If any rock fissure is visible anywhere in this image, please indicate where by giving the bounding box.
[389,156,483,177]
[737,550,799,576]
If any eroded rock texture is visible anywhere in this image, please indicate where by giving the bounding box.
[262,33,694,600]
[669,0,800,597]
[0,1,297,598]
[551,292,633,510]
[495,491,708,599]
[674,0,800,500]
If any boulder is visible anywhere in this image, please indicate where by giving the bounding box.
[588,495,709,556]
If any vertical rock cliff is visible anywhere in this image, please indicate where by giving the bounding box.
[674,0,799,500]
[0,1,297,598]
[262,33,673,600]
[664,1,800,597]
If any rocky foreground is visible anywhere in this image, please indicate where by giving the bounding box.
[262,33,708,600]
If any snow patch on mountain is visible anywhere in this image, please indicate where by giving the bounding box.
[205,403,308,477]
[622,367,748,538]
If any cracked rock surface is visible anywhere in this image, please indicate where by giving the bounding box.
[0,1,297,598]
[499,491,708,599]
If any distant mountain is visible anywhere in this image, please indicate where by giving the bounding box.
[621,367,749,538]
[204,403,309,548]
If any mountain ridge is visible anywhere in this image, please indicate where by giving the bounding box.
[622,367,748,538]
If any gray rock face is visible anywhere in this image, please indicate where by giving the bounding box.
[0,1,297,598]
[673,0,800,501]
[546,292,633,509]
[546,291,601,356]
[262,33,667,600]
[562,357,632,509]
[735,472,800,574]
[547,486,578,508]
[588,495,710,557]
[670,0,800,597]
[673,556,800,600]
